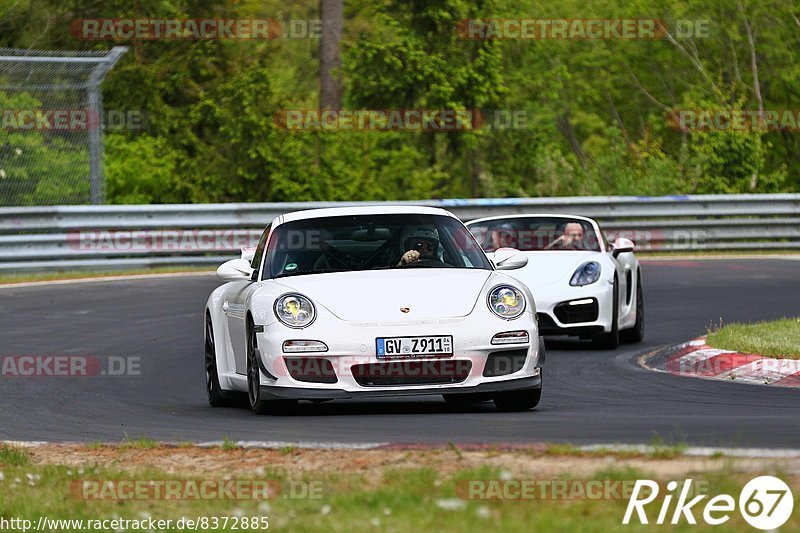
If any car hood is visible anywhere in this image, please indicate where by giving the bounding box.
[273,269,493,321]
[488,250,601,285]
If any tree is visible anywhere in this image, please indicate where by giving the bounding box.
[320,0,344,110]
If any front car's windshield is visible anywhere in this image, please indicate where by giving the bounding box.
[468,217,602,253]
[264,213,492,279]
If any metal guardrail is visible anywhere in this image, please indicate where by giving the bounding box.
[0,194,798,272]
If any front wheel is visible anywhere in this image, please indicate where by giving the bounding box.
[247,320,296,415]
[493,387,542,412]
[620,272,645,343]
[592,279,619,350]
[206,313,235,407]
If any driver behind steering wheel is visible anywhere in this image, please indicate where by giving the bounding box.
[397,225,439,266]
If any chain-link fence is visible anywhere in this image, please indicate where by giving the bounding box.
[0,47,127,206]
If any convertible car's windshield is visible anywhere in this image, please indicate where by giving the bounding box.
[468,217,601,253]
[265,214,492,278]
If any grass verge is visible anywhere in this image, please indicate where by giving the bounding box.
[0,266,213,285]
[706,317,800,359]
[1,251,797,286]
[637,250,800,258]
[0,444,797,532]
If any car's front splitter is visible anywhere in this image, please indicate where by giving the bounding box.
[258,373,542,400]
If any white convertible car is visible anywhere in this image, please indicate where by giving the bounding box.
[205,206,544,414]
[466,214,644,349]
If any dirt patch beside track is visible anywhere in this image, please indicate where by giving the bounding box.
[26,444,800,481]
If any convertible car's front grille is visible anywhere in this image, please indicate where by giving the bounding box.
[351,360,472,387]
[284,357,338,384]
[554,299,599,324]
[483,349,528,377]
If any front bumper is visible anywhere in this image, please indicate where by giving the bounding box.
[255,310,541,397]
[533,280,614,336]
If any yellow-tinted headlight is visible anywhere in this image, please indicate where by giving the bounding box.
[275,294,316,328]
[488,286,526,319]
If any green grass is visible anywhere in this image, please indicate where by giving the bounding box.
[706,317,800,359]
[447,442,463,459]
[541,440,687,459]
[648,443,688,459]
[221,436,239,451]
[0,266,213,285]
[0,444,31,466]
[279,446,297,456]
[120,436,161,450]
[0,458,794,532]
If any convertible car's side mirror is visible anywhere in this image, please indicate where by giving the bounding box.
[612,237,635,258]
[492,247,529,270]
[217,258,253,281]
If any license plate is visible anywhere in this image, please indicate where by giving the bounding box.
[376,336,453,358]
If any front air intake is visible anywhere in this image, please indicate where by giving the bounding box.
[351,360,471,387]
[483,349,528,377]
[284,357,338,384]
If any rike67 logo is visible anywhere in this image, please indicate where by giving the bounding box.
[623,476,794,529]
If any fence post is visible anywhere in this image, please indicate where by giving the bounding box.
[88,46,127,205]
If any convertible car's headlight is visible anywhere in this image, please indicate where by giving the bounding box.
[274,294,316,328]
[488,286,526,319]
[570,261,601,286]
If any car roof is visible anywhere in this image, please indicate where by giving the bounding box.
[275,205,457,225]
[465,213,598,225]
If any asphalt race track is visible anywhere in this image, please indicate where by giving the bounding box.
[1,259,799,447]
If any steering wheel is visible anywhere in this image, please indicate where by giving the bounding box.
[404,258,453,268]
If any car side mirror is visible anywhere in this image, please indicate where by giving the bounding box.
[217,258,253,281]
[612,237,635,258]
[492,247,529,270]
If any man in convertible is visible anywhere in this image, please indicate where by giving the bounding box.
[546,221,586,250]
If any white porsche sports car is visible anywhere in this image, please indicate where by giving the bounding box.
[205,206,544,414]
[466,214,644,349]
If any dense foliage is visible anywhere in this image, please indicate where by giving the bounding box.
[1,0,797,203]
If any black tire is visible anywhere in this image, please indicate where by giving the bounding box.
[537,336,546,366]
[592,278,619,350]
[620,271,645,344]
[205,313,234,407]
[442,393,493,404]
[247,319,296,415]
[493,387,542,412]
